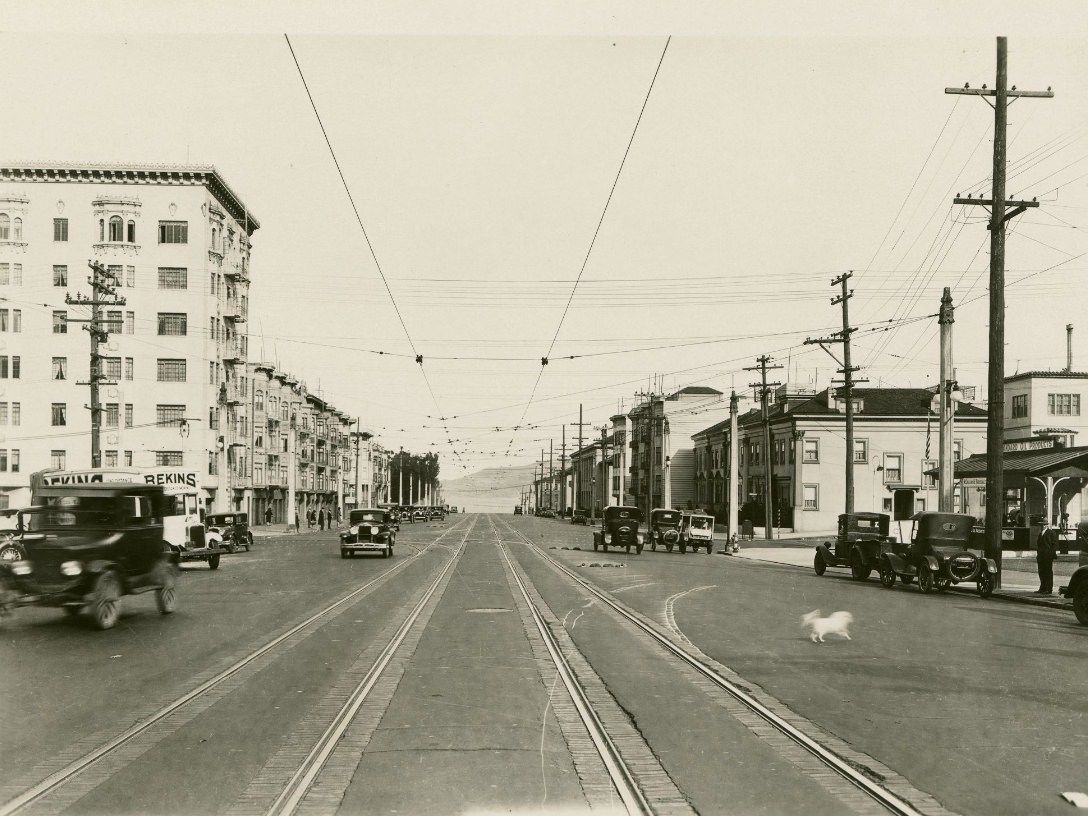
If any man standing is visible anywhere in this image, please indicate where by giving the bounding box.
[265,505,273,526]
[1036,524,1058,594]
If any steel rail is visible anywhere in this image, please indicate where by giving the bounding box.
[489,517,652,816]
[266,519,474,816]
[498,518,928,816]
[0,519,472,816]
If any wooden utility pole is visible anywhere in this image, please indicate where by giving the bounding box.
[947,37,1052,582]
[67,261,125,468]
[548,439,554,510]
[938,288,956,512]
[560,423,566,517]
[728,390,739,542]
[805,273,865,516]
[570,404,589,512]
[744,356,782,539]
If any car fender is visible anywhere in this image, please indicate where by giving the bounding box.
[205,530,224,547]
[1065,566,1088,595]
[882,551,909,573]
[981,557,998,574]
[84,559,120,577]
[921,554,941,572]
[815,543,835,562]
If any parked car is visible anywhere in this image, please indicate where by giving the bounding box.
[0,482,180,630]
[449,507,458,514]
[340,508,396,558]
[813,512,890,580]
[514,506,523,515]
[205,512,253,553]
[648,508,684,552]
[428,507,444,520]
[571,509,588,525]
[592,505,644,554]
[679,512,715,554]
[413,509,427,523]
[877,511,996,597]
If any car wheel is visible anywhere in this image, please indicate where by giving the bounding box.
[814,551,828,576]
[208,553,221,570]
[918,565,934,594]
[155,563,179,615]
[1074,585,1088,625]
[91,571,122,630]
[878,561,896,588]
[977,572,995,599]
[850,550,871,581]
[0,540,23,562]
[245,534,252,552]
[680,541,687,554]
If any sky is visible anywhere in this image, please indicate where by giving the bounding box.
[3,2,1088,481]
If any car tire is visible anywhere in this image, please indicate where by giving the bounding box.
[814,551,828,576]
[0,539,23,562]
[878,561,896,588]
[155,563,179,615]
[1073,584,1088,625]
[977,572,995,599]
[850,550,872,581]
[918,565,934,594]
[680,541,687,554]
[91,571,122,630]
[208,553,221,570]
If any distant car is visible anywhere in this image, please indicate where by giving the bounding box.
[205,512,253,553]
[571,509,588,525]
[428,507,444,520]
[649,508,683,553]
[0,482,179,630]
[679,512,715,554]
[513,506,523,515]
[340,508,396,558]
[593,505,644,554]
[413,509,427,523]
[448,507,458,514]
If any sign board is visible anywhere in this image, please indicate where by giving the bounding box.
[960,477,987,487]
[1003,438,1058,453]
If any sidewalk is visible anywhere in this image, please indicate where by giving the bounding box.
[728,544,1076,610]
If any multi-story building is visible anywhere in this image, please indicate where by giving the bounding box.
[1004,370,1087,447]
[627,386,727,517]
[691,385,989,533]
[0,162,259,509]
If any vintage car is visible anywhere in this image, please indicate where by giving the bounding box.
[205,512,253,553]
[877,511,996,597]
[428,506,445,520]
[648,508,684,553]
[813,512,891,580]
[0,482,180,630]
[1059,565,1088,625]
[571,509,589,525]
[0,506,43,562]
[340,508,396,558]
[679,512,715,554]
[592,505,644,554]
[513,505,523,515]
[412,508,427,523]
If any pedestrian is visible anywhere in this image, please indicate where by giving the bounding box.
[318,509,325,531]
[295,511,300,533]
[1036,524,1058,594]
[308,509,315,529]
[265,505,273,526]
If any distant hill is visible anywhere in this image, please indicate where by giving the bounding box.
[440,464,537,514]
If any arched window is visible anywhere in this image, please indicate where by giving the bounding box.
[127,220,136,243]
[99,219,105,242]
[13,218,22,241]
[211,228,217,251]
[109,216,124,242]
[0,214,9,240]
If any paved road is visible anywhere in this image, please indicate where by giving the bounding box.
[1,514,1084,815]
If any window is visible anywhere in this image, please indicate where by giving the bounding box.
[126,221,136,243]
[102,357,121,380]
[12,218,21,241]
[803,437,819,463]
[884,454,903,484]
[51,403,67,426]
[156,451,183,467]
[107,265,122,285]
[53,265,67,286]
[1011,394,1028,419]
[50,450,66,470]
[157,359,187,382]
[124,358,134,380]
[52,357,67,380]
[10,450,19,472]
[157,313,187,336]
[851,439,868,463]
[0,214,7,239]
[916,498,927,513]
[800,485,818,511]
[124,450,132,466]
[125,404,133,428]
[156,404,186,427]
[53,311,67,333]
[104,450,118,467]
[105,404,119,428]
[0,356,22,379]
[125,311,134,334]
[53,218,68,241]
[923,460,937,489]
[12,403,19,425]
[158,221,188,244]
[954,440,963,461]
[125,265,135,287]
[158,267,188,289]
[106,310,123,334]
[0,404,7,425]
[0,310,7,332]
[209,362,216,385]
[1048,393,1081,416]
[0,263,8,285]
[12,310,20,332]
[12,264,21,285]
[99,219,104,242]
[109,216,124,242]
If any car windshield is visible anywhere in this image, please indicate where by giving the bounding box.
[351,511,383,524]
[691,517,712,530]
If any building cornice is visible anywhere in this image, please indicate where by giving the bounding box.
[0,162,260,232]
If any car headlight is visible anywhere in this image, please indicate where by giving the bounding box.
[60,560,83,577]
[370,526,379,535]
[11,560,32,576]
[350,526,359,535]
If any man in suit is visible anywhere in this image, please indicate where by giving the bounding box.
[1036,524,1058,594]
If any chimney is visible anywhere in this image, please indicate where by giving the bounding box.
[1067,324,1074,372]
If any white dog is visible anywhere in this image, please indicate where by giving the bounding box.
[801,609,853,643]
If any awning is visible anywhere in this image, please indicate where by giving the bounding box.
[953,446,1088,481]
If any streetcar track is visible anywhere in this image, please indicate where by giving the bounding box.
[496,517,961,816]
[0,519,473,816]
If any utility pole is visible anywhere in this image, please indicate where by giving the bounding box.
[728,390,739,543]
[805,273,866,516]
[938,288,956,512]
[947,37,1052,583]
[67,261,125,468]
[548,439,554,510]
[560,424,566,517]
[599,424,611,514]
[744,356,782,540]
[397,447,404,506]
